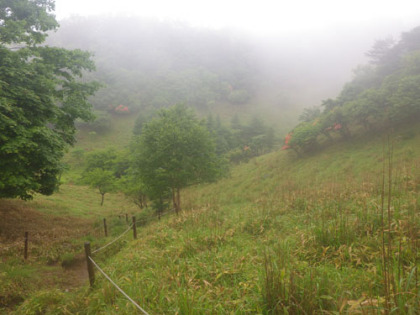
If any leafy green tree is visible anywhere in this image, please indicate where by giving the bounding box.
[344,89,387,130]
[120,174,149,209]
[84,148,118,173]
[288,122,321,154]
[81,148,120,205]
[298,106,321,122]
[366,37,395,65]
[389,75,420,123]
[0,0,99,199]
[132,104,224,214]
[83,169,116,206]
[133,110,155,135]
[287,25,420,155]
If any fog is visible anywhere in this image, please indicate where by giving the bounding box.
[47,4,420,132]
[54,0,420,36]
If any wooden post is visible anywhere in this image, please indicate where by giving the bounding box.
[132,216,137,239]
[103,218,108,237]
[84,242,95,287]
[24,232,29,260]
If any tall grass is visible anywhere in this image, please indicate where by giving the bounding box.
[6,125,420,313]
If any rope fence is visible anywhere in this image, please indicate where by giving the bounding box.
[9,208,176,261]
[88,255,150,315]
[91,224,133,254]
[83,208,177,314]
[7,206,176,313]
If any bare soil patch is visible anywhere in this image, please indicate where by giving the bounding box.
[0,199,97,310]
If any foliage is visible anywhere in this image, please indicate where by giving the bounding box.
[132,105,224,212]
[205,114,277,162]
[20,123,418,314]
[298,106,321,122]
[119,171,149,209]
[284,26,420,154]
[46,16,257,113]
[81,148,122,205]
[287,122,321,153]
[0,0,99,199]
[82,169,116,206]
[2,119,420,314]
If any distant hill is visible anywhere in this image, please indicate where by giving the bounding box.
[283,25,420,155]
[46,16,385,138]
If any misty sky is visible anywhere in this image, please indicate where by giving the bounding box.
[55,0,420,35]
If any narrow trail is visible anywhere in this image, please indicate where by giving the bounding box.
[0,199,95,310]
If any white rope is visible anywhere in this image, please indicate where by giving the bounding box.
[88,256,150,315]
[92,225,133,254]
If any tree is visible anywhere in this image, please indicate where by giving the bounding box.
[366,37,395,65]
[132,104,224,214]
[83,169,116,206]
[298,106,321,122]
[120,173,149,209]
[0,0,99,199]
[287,122,321,154]
[81,148,119,206]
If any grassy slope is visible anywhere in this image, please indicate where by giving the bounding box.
[0,183,142,313]
[73,113,138,152]
[13,124,419,314]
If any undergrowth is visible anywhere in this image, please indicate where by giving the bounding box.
[5,125,420,313]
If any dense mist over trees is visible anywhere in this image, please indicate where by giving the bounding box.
[283,26,420,154]
[45,16,407,136]
[47,17,256,113]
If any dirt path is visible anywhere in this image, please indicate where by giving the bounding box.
[0,199,97,310]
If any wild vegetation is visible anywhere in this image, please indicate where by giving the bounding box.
[283,26,420,155]
[0,0,99,200]
[4,123,418,314]
[1,1,420,314]
[47,16,256,115]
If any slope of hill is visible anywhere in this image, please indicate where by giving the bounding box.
[13,122,419,314]
[284,26,420,155]
[46,15,379,138]
[4,17,420,315]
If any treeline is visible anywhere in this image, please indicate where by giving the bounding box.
[283,26,420,154]
[133,110,276,161]
[75,105,277,210]
[47,16,257,114]
[207,114,275,162]
[79,105,225,213]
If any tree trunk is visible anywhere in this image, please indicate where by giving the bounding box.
[101,193,105,206]
[172,188,178,214]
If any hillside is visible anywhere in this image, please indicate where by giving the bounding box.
[8,122,419,314]
[46,15,374,138]
[2,7,420,314]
